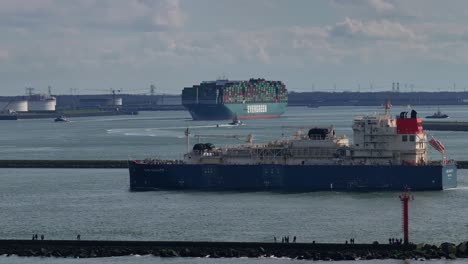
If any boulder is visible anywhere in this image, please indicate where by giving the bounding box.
[416,243,425,251]
[440,242,457,255]
[181,248,191,257]
[456,242,467,256]
[159,249,179,257]
[258,247,265,254]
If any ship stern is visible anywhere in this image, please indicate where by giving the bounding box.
[442,163,457,189]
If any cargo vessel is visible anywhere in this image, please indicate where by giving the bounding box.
[182,78,288,120]
[129,103,457,191]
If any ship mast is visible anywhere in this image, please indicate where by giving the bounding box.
[185,128,190,154]
[384,98,391,115]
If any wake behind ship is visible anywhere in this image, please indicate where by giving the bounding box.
[129,103,457,192]
[182,78,288,120]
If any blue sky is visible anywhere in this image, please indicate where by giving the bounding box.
[1,0,468,95]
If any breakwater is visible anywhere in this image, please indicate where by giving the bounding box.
[0,240,466,260]
[424,121,468,131]
[1,160,468,169]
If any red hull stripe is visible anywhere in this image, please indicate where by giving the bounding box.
[193,114,281,120]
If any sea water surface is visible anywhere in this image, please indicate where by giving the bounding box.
[0,106,467,263]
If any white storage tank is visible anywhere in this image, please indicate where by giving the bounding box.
[28,95,56,111]
[0,99,28,112]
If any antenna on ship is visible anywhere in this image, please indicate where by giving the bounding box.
[384,98,391,115]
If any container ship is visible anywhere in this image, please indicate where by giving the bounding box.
[182,78,288,120]
[128,103,457,191]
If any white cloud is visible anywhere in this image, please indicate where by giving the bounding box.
[3,0,468,94]
[0,50,9,62]
[329,18,416,40]
[367,0,395,13]
[151,0,186,29]
[0,0,55,14]
[0,0,186,32]
[332,0,395,13]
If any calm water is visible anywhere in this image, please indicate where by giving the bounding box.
[0,106,467,263]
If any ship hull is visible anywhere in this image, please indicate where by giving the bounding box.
[129,162,457,191]
[184,102,287,120]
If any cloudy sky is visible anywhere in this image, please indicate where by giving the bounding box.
[1,0,468,95]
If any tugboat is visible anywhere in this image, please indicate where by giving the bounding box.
[54,115,69,122]
[426,107,448,119]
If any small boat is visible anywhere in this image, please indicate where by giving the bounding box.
[54,115,69,122]
[228,115,244,126]
[426,108,448,119]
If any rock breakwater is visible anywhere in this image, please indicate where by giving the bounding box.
[0,240,466,260]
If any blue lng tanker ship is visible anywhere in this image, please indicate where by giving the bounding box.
[128,105,457,191]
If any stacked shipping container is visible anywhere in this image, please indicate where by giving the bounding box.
[182,78,287,105]
[222,79,287,104]
[182,78,288,120]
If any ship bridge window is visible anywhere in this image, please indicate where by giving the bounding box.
[409,135,415,142]
[402,135,408,142]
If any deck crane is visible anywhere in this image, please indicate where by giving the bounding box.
[281,126,307,139]
[184,128,253,153]
[281,125,335,139]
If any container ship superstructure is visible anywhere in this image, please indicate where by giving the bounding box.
[129,104,457,191]
[182,78,288,120]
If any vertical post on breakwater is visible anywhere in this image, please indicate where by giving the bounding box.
[399,188,413,244]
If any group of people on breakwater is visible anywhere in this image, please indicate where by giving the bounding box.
[274,236,359,245]
[389,238,404,245]
[31,234,44,240]
[32,234,81,240]
[274,236,297,243]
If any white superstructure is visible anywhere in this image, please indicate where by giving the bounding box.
[182,105,444,167]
